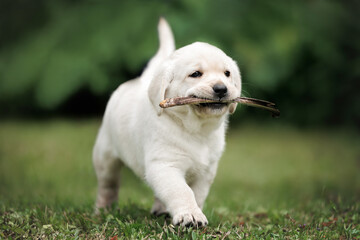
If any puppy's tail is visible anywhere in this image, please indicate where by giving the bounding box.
[156,17,175,58]
[141,18,175,83]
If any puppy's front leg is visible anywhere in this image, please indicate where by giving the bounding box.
[190,176,214,210]
[189,163,218,210]
[146,163,208,227]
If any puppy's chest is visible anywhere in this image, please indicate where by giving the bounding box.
[194,143,221,163]
[184,136,224,169]
[184,141,222,184]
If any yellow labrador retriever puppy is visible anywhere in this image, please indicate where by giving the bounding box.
[93,18,241,227]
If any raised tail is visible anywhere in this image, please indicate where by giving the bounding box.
[141,18,175,83]
[157,17,175,58]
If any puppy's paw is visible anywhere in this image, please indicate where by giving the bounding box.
[172,208,208,228]
[151,207,170,218]
[151,198,169,217]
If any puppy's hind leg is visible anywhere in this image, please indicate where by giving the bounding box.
[93,131,122,212]
[151,197,169,217]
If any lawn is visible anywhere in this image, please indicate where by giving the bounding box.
[0,119,359,239]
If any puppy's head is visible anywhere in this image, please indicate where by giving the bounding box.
[149,42,241,117]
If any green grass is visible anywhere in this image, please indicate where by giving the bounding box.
[0,119,359,239]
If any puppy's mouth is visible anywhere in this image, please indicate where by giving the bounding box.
[189,96,229,110]
[197,102,228,109]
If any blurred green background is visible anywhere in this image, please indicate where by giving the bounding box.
[1,0,359,127]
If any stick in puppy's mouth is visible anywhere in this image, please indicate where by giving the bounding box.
[159,96,280,117]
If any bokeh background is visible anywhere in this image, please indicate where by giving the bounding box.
[1,0,359,127]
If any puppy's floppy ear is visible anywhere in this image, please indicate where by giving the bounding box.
[148,61,174,116]
[229,103,237,114]
[232,61,242,93]
[229,60,241,115]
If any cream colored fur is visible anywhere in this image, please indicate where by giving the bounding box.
[93,18,241,227]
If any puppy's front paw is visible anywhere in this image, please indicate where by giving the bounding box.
[172,208,208,227]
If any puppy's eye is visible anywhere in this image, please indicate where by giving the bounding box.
[224,71,231,77]
[189,71,203,78]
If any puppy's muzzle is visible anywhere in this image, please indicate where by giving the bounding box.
[212,83,227,99]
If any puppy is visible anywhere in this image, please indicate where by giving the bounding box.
[93,18,241,227]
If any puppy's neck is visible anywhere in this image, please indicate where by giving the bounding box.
[165,109,228,135]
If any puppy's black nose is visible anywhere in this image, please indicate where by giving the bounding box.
[213,83,227,99]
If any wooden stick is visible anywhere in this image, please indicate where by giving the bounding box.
[159,97,280,117]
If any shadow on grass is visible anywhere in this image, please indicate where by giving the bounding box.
[96,203,169,225]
